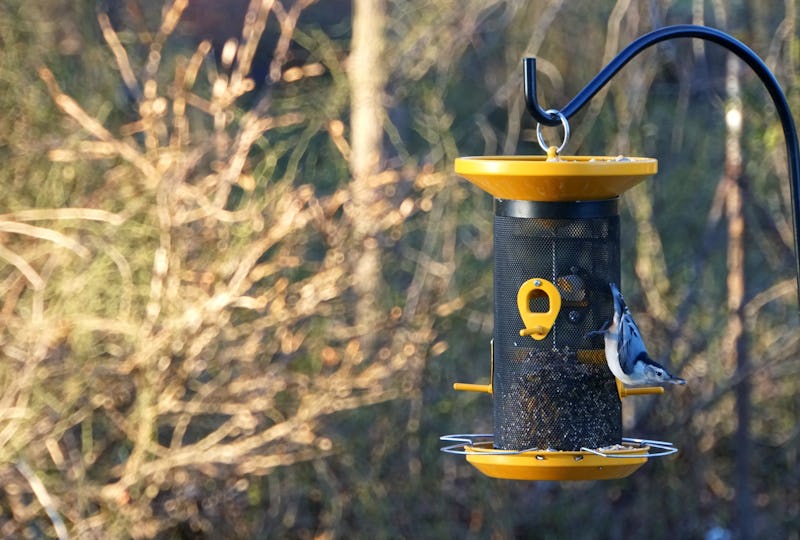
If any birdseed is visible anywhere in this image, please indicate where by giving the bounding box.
[494,346,622,451]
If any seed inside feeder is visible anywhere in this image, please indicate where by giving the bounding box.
[495,347,622,451]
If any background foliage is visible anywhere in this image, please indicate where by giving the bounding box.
[0,0,798,538]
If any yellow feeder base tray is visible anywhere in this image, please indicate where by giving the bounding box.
[454,155,657,201]
[441,435,677,481]
[465,443,647,481]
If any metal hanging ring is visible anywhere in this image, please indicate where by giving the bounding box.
[536,109,570,154]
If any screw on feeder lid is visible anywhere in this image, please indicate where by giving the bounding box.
[455,103,657,202]
[454,155,657,201]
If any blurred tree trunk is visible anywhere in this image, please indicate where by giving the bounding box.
[721,51,753,540]
[712,5,752,536]
[348,0,386,352]
[712,0,754,540]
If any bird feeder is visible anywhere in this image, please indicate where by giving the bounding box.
[441,25,800,481]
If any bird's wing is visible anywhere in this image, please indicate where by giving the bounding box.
[618,311,648,375]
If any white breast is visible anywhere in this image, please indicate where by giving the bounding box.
[603,334,632,384]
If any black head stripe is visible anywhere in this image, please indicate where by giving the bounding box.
[637,352,664,368]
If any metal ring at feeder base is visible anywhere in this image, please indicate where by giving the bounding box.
[439,433,678,481]
[536,109,570,154]
[439,433,676,458]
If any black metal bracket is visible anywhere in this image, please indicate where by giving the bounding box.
[524,24,800,304]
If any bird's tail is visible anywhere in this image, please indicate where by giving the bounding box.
[609,282,627,315]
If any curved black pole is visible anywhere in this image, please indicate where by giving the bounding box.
[524,24,800,305]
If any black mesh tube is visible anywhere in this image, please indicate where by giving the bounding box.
[493,199,622,450]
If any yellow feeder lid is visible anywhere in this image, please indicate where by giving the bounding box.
[454,155,657,201]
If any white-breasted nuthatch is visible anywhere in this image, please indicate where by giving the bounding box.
[587,283,686,387]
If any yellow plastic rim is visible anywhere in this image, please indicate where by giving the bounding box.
[464,443,649,481]
[454,155,657,201]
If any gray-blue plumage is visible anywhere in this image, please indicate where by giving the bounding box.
[588,283,686,386]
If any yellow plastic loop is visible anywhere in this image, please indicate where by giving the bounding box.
[615,378,664,399]
[517,278,562,340]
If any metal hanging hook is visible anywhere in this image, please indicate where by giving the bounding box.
[524,24,800,306]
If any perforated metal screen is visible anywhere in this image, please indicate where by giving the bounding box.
[492,200,623,450]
